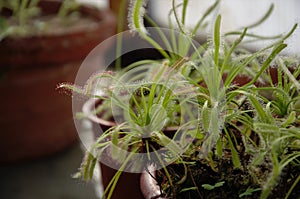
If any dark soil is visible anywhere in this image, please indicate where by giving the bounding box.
[156,154,300,199]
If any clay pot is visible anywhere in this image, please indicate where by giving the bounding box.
[100,162,144,199]
[221,66,300,87]
[82,97,180,199]
[0,0,117,163]
[82,98,144,199]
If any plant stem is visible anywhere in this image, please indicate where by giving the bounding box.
[129,0,170,59]
[115,0,128,70]
[284,174,300,199]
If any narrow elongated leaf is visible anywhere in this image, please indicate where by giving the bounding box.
[202,181,225,190]
[224,128,241,168]
[281,111,295,128]
[246,43,287,86]
[254,123,279,134]
[216,137,223,157]
[155,132,182,156]
[150,104,167,131]
[201,100,210,131]
[111,127,119,160]
[248,95,270,123]
[214,15,221,67]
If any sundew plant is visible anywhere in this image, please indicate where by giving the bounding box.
[59,0,300,198]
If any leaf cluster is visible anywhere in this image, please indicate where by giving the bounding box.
[59,0,300,198]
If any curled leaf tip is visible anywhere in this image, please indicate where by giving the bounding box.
[128,0,149,36]
[56,82,85,97]
[56,82,74,96]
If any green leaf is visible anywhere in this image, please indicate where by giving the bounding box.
[251,151,267,166]
[221,28,247,76]
[192,0,220,36]
[0,17,7,31]
[195,129,205,140]
[211,105,220,137]
[246,4,274,29]
[129,0,169,58]
[155,132,182,156]
[216,137,223,157]
[149,104,167,131]
[182,128,204,147]
[81,152,97,181]
[254,123,279,134]
[224,128,241,168]
[201,100,210,131]
[246,43,287,86]
[111,127,119,160]
[201,184,215,190]
[248,95,273,124]
[214,15,221,67]
[180,186,198,193]
[0,17,8,41]
[202,181,225,190]
[281,111,295,128]
[239,187,261,198]
[201,104,222,154]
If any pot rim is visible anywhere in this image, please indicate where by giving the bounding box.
[0,0,117,68]
[1,0,114,39]
[82,98,180,132]
[82,98,116,127]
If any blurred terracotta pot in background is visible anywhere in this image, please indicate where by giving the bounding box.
[0,0,117,163]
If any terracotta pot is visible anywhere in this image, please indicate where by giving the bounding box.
[0,0,117,163]
[83,97,180,199]
[221,66,300,87]
[0,0,116,68]
[82,98,144,199]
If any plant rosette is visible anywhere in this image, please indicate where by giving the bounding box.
[77,58,201,197]
[61,47,202,197]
